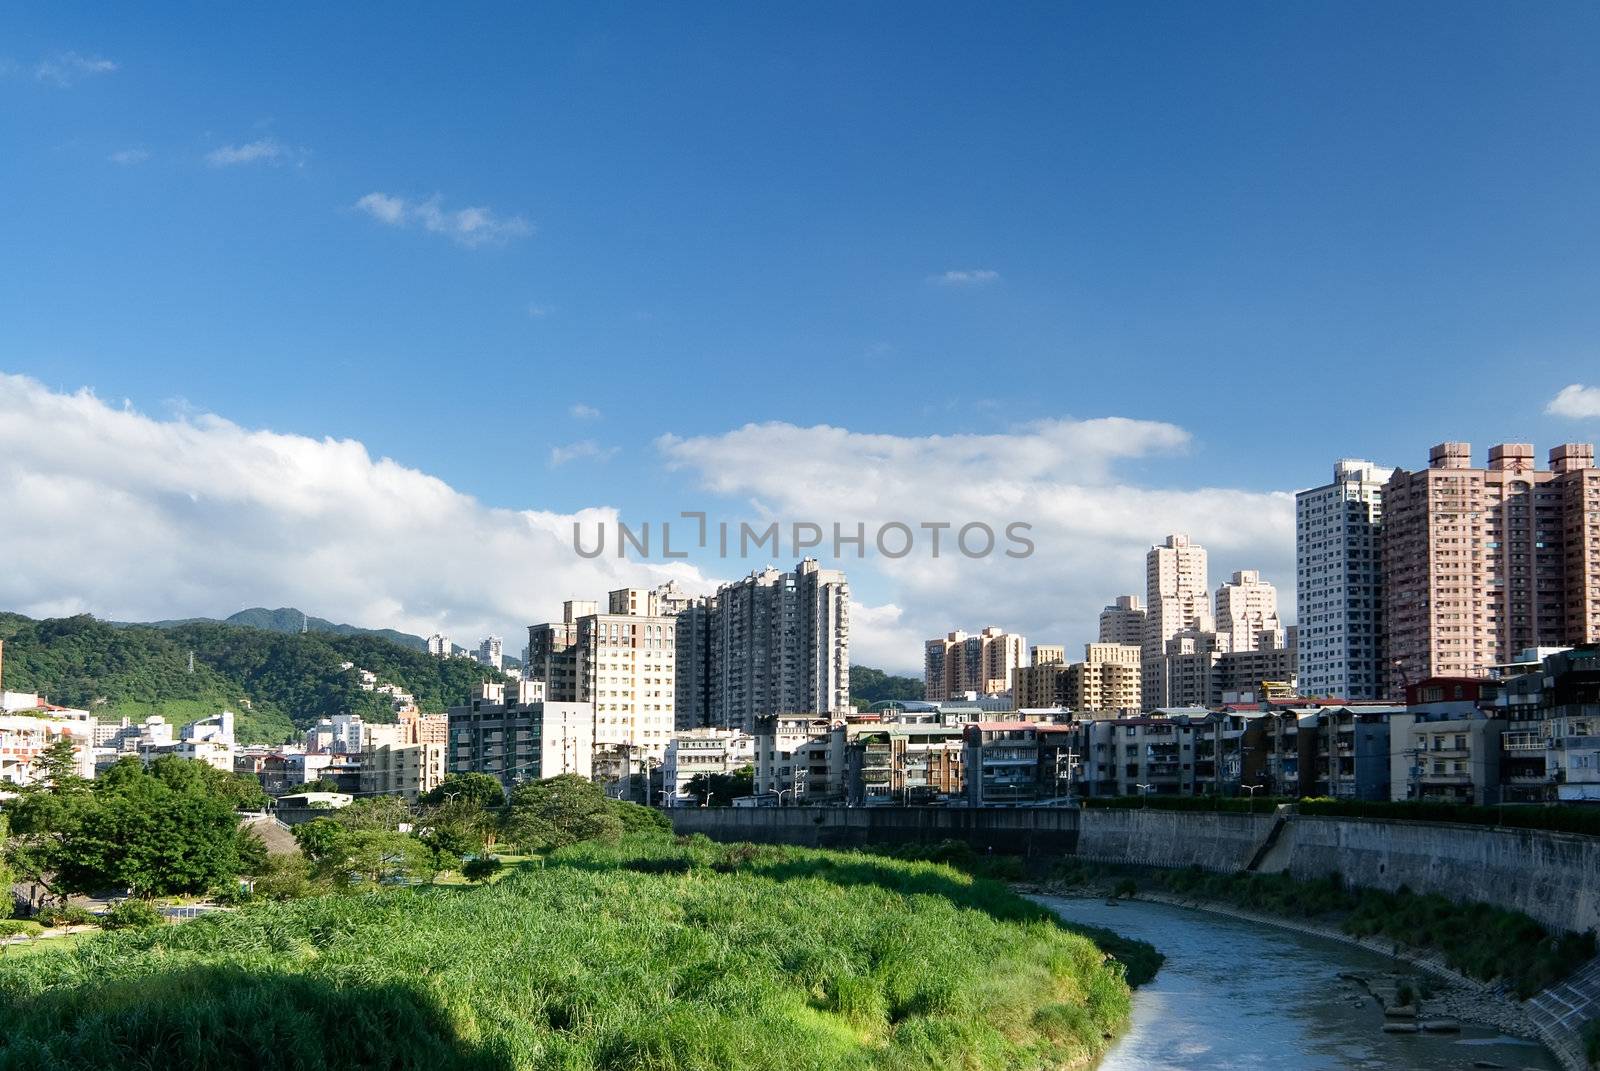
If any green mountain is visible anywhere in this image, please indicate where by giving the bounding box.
[850,665,925,708]
[0,612,509,745]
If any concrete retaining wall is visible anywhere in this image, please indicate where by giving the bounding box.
[668,806,1079,855]
[670,806,1600,934]
[1075,809,1277,871]
[1269,816,1600,935]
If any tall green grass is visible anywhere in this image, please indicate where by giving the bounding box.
[0,835,1146,1071]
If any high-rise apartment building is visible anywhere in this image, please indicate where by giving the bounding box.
[1382,442,1600,695]
[1296,459,1393,700]
[426,633,451,658]
[446,681,593,790]
[707,560,851,731]
[577,588,678,755]
[924,626,1027,700]
[1098,595,1146,647]
[1214,570,1283,651]
[1142,535,1211,708]
[526,600,595,703]
[476,635,503,671]
[1030,644,1066,667]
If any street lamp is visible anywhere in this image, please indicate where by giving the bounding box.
[1241,783,1264,813]
[1136,783,1153,808]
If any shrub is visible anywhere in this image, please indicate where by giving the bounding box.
[0,920,44,938]
[35,905,95,927]
[102,899,164,930]
[461,857,504,883]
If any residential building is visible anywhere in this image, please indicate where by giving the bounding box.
[661,729,754,807]
[846,720,965,805]
[708,560,851,730]
[752,714,841,802]
[1031,644,1066,667]
[426,633,451,658]
[1142,534,1212,708]
[1215,570,1284,651]
[525,600,594,702]
[1296,459,1393,700]
[477,636,504,671]
[963,722,1044,805]
[1382,442,1600,696]
[0,714,97,785]
[577,588,679,756]
[446,680,593,790]
[925,626,1026,700]
[1214,628,1299,704]
[1098,595,1146,647]
[1063,643,1143,716]
[360,741,447,802]
[1013,662,1067,710]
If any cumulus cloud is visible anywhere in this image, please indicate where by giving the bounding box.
[108,148,149,166]
[659,419,1296,673]
[0,374,701,647]
[932,269,1000,286]
[354,192,532,248]
[569,403,601,420]
[1548,384,1600,420]
[34,52,117,87]
[549,440,619,467]
[205,137,305,168]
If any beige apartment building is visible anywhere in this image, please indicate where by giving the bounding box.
[1382,442,1600,695]
[1098,595,1146,647]
[924,626,1027,700]
[577,588,678,757]
[1142,534,1211,708]
[1215,570,1284,651]
[1065,642,1142,716]
[359,741,446,802]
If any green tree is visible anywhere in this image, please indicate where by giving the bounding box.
[421,772,505,809]
[32,738,89,794]
[321,829,436,888]
[291,817,346,862]
[417,798,492,869]
[330,795,412,832]
[503,775,623,853]
[461,856,503,883]
[685,764,754,806]
[55,787,242,898]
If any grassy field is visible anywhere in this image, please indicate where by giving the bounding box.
[0,835,1153,1071]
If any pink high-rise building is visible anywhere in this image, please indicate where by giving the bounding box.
[1381,441,1600,696]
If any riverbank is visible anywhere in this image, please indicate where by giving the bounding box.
[0,836,1146,1071]
[1026,875,1585,1071]
[1034,892,1565,1071]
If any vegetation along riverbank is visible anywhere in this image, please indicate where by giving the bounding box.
[0,831,1159,1071]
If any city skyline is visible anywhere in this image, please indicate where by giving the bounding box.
[6,7,1600,671]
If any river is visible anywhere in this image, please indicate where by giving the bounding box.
[1036,895,1561,1071]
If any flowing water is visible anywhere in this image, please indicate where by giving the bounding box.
[1036,895,1562,1071]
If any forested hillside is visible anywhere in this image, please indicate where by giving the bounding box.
[0,613,506,745]
[849,665,925,708]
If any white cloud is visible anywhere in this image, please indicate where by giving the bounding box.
[108,148,149,166]
[34,52,117,87]
[355,192,532,248]
[1547,384,1600,420]
[569,403,601,420]
[932,269,1000,286]
[658,419,1295,674]
[527,304,553,318]
[0,373,700,648]
[549,440,619,467]
[205,137,306,168]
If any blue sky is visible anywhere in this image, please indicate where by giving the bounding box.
[4,5,1600,672]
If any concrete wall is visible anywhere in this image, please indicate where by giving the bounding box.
[668,806,1079,855]
[1076,809,1277,870]
[1268,816,1600,935]
[671,806,1600,935]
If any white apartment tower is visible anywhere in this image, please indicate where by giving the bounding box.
[426,633,451,658]
[477,635,504,671]
[1296,459,1392,700]
[1142,534,1211,708]
[576,588,679,757]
